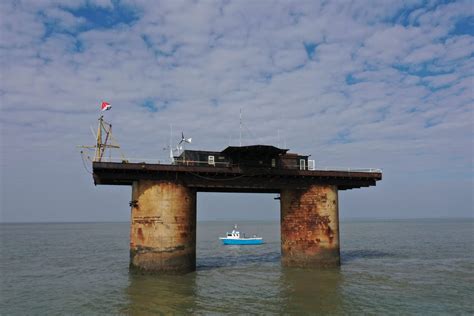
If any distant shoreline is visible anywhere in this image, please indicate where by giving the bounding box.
[1,217,472,224]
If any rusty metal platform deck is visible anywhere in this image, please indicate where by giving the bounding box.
[93,162,382,192]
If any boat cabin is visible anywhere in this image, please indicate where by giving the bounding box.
[174,145,314,170]
[226,230,241,239]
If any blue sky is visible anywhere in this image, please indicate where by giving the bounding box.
[0,0,473,222]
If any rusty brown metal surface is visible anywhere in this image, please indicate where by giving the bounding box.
[129,180,196,274]
[280,185,340,268]
[93,162,381,191]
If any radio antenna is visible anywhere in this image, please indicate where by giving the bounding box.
[277,129,280,148]
[239,108,242,146]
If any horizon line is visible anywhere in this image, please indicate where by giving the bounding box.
[1,216,473,224]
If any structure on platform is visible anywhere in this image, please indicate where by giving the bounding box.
[91,149,382,274]
[82,116,382,273]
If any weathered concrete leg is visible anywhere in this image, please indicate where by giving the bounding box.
[129,180,196,274]
[280,185,340,268]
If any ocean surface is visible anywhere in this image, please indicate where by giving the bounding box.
[0,219,473,315]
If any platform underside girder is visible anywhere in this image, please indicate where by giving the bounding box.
[93,162,381,191]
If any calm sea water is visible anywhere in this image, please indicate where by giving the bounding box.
[0,219,473,315]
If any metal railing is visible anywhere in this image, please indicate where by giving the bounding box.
[92,157,382,173]
[317,167,383,173]
[92,157,163,164]
[172,159,231,167]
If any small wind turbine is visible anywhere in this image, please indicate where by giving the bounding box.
[179,132,192,146]
[179,132,192,162]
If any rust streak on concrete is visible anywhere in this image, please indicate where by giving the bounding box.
[129,180,196,274]
[281,185,340,268]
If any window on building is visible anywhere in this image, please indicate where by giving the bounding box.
[208,155,215,166]
[300,159,306,170]
[271,158,276,167]
[308,159,315,170]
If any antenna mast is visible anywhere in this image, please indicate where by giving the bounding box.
[95,116,103,161]
[169,124,174,164]
[239,108,242,146]
[277,129,280,148]
[79,115,122,163]
[94,116,121,162]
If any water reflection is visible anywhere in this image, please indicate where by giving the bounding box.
[197,249,281,270]
[123,273,197,314]
[122,262,345,314]
[279,267,344,314]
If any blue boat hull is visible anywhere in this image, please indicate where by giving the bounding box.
[221,238,263,245]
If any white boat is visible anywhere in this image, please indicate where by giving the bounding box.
[219,225,264,245]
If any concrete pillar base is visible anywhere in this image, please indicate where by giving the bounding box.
[129,180,196,274]
[280,185,340,268]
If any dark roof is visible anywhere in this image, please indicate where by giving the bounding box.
[282,152,309,158]
[177,149,221,158]
[222,145,288,160]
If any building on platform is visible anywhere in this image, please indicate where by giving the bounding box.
[174,145,314,170]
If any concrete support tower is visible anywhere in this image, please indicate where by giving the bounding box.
[129,180,197,273]
[280,185,340,267]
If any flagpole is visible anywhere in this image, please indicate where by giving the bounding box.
[94,115,103,162]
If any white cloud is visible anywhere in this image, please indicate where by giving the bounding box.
[443,35,474,61]
[423,73,459,88]
[1,0,473,222]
